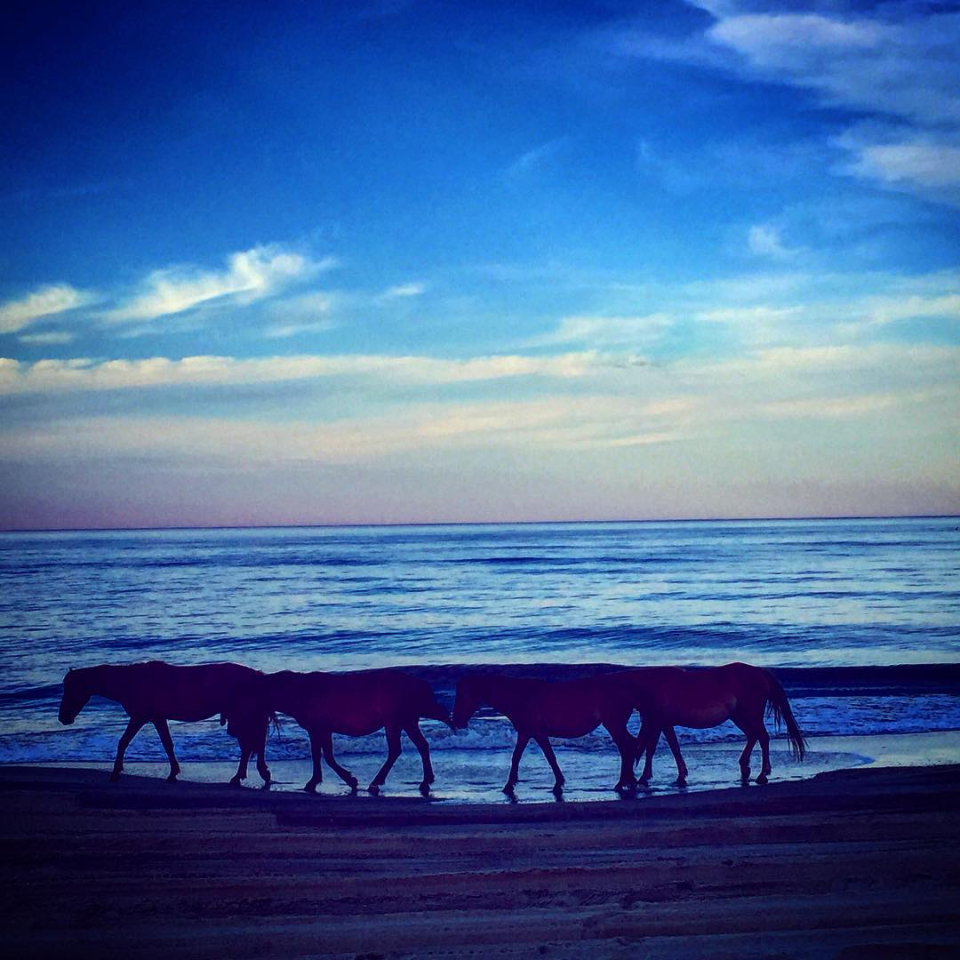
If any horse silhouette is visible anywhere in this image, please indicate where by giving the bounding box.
[452,672,642,795]
[621,662,807,785]
[247,669,452,795]
[58,661,272,785]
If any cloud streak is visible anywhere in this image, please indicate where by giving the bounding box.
[621,2,960,205]
[0,351,608,396]
[0,285,92,334]
[103,245,337,323]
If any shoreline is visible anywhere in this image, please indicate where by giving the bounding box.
[3,761,959,957]
[10,729,958,805]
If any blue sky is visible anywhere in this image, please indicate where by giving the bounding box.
[1,0,958,528]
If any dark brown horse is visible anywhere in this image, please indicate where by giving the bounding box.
[452,673,642,795]
[620,662,806,785]
[58,661,272,785]
[252,669,452,795]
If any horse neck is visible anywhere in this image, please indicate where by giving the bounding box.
[473,676,526,719]
[75,665,123,704]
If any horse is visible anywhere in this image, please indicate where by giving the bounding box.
[619,662,807,785]
[451,672,643,795]
[249,668,453,795]
[58,661,273,785]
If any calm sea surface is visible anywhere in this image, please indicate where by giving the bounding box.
[1,517,958,791]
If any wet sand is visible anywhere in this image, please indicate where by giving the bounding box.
[2,763,959,958]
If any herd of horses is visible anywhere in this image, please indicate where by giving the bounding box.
[58,661,806,796]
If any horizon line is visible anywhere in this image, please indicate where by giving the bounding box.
[1,512,957,536]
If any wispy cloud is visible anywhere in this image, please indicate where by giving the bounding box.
[506,137,569,180]
[0,395,688,468]
[380,282,426,300]
[747,223,797,260]
[535,313,672,349]
[0,351,609,396]
[618,2,960,205]
[0,285,93,334]
[17,331,75,345]
[104,245,337,323]
[263,291,335,339]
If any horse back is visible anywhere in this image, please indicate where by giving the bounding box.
[111,661,263,722]
[266,668,443,735]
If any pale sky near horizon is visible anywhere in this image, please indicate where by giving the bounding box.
[1,0,958,529]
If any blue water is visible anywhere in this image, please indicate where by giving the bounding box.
[1,517,958,791]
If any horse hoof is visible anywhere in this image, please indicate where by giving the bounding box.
[756,774,768,785]
[108,772,121,783]
[368,783,381,796]
[229,776,243,788]
[419,782,432,796]
[304,782,318,794]
[166,774,179,784]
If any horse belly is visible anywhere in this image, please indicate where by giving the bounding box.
[537,706,600,739]
[673,704,734,729]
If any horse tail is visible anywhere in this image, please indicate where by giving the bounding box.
[765,671,807,761]
[264,711,282,749]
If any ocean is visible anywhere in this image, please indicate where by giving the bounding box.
[1,517,958,800]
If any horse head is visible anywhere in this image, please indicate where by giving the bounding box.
[58,668,91,725]
[452,675,484,729]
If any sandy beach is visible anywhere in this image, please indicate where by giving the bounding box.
[3,761,959,959]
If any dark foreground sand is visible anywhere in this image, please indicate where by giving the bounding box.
[2,764,959,959]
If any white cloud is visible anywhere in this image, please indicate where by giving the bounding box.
[621,3,960,205]
[864,293,960,326]
[263,291,334,338]
[697,305,800,325]
[747,224,797,260]
[0,394,690,467]
[17,331,75,345]
[0,351,612,395]
[759,394,903,420]
[0,285,92,334]
[104,245,336,323]
[837,133,960,204]
[536,313,672,348]
[381,282,426,299]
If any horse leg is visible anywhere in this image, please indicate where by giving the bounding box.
[504,732,530,794]
[320,731,358,791]
[636,722,661,786]
[757,727,772,784]
[405,721,434,795]
[254,717,271,786]
[738,734,758,783]
[110,716,146,782]
[602,722,636,792]
[369,724,402,795]
[662,726,688,785]
[153,719,181,783]
[534,736,565,794]
[230,740,252,787]
[733,709,764,783]
[304,732,324,793]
